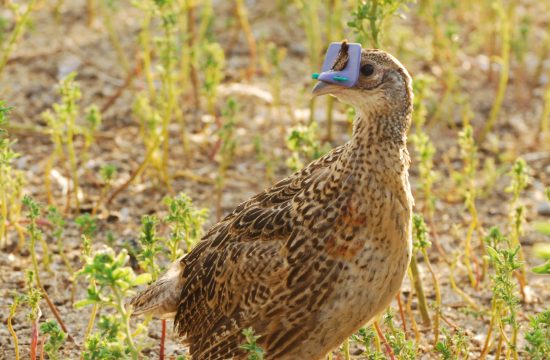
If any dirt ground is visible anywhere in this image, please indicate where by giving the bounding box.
[0,0,549,359]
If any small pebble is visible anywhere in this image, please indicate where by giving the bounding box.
[537,202,550,217]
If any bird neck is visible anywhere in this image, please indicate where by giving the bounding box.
[351,109,411,148]
[342,106,413,210]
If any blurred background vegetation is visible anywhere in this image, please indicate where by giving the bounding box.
[0,0,549,359]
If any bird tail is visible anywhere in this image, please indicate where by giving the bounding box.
[127,261,183,319]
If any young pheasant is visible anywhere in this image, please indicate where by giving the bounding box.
[130,45,414,360]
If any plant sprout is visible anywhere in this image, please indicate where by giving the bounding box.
[480,227,521,360]
[286,122,329,172]
[480,1,512,141]
[7,293,24,360]
[76,247,152,360]
[42,73,83,211]
[456,124,483,288]
[240,328,264,360]
[348,0,408,48]
[164,192,208,261]
[524,309,550,359]
[137,214,163,280]
[40,319,67,360]
[0,101,25,248]
[506,158,529,295]
[0,0,37,76]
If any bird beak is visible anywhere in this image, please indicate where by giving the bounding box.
[312,81,343,97]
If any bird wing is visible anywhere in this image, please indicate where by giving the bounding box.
[174,145,351,359]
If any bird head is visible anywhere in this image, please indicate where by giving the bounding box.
[313,44,413,120]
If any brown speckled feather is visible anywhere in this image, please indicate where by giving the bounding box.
[174,146,347,359]
[130,48,414,360]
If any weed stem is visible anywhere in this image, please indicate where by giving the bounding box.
[480,1,511,141]
[7,297,20,360]
[409,254,431,326]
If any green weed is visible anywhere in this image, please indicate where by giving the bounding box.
[259,42,286,109]
[413,214,441,346]
[409,77,438,236]
[23,195,51,275]
[408,214,430,327]
[348,0,408,48]
[531,243,550,275]
[350,326,385,359]
[98,0,129,71]
[7,293,24,360]
[524,309,550,359]
[215,99,239,218]
[164,192,208,260]
[202,42,226,116]
[435,327,470,360]
[286,122,329,172]
[456,124,483,288]
[383,309,417,359]
[76,247,152,359]
[480,1,512,141]
[253,135,276,185]
[137,215,163,280]
[481,227,522,359]
[240,328,265,360]
[93,164,117,215]
[43,73,102,212]
[506,158,529,294]
[0,0,37,76]
[47,206,77,302]
[23,270,42,360]
[40,319,67,360]
[0,101,25,248]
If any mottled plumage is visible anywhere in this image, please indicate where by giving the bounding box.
[130,45,414,360]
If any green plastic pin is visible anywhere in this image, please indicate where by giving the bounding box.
[312,73,320,79]
[333,75,348,82]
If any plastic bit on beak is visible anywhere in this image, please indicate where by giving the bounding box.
[332,75,348,82]
[312,42,362,88]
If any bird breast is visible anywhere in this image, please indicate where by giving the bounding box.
[318,153,413,329]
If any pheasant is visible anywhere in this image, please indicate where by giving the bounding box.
[129,42,414,360]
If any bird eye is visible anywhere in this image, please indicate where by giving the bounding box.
[361,64,374,77]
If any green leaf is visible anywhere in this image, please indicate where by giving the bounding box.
[533,243,550,260]
[113,267,129,279]
[485,246,500,261]
[74,298,98,309]
[132,273,152,286]
[532,260,550,275]
[533,222,550,236]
